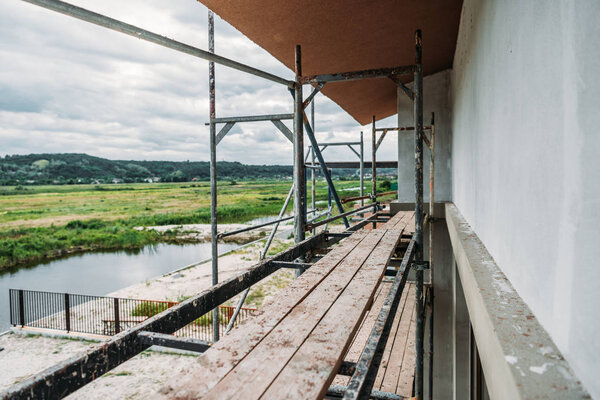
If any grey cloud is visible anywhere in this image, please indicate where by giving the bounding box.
[0,0,394,166]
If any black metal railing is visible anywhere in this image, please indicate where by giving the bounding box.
[9,289,256,341]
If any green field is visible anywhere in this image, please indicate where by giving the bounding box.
[0,180,394,271]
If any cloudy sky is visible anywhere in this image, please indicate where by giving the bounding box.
[1,0,397,164]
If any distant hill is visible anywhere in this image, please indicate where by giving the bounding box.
[0,153,361,185]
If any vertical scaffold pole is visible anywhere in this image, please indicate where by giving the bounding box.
[208,10,219,343]
[311,100,316,235]
[414,29,425,399]
[428,112,435,400]
[360,131,364,207]
[371,115,377,228]
[293,45,306,278]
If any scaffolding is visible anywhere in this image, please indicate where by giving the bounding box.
[3,1,431,399]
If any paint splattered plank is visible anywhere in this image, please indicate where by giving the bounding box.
[396,284,417,396]
[373,284,410,390]
[381,283,416,394]
[162,230,369,398]
[381,210,410,230]
[199,230,387,400]
[261,229,403,399]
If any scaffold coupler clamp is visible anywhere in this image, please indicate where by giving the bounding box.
[412,261,430,271]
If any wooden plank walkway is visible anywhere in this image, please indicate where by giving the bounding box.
[332,282,417,398]
[162,211,415,399]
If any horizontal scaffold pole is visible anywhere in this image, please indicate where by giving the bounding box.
[21,0,295,88]
[299,65,415,85]
[209,113,294,124]
[306,161,398,169]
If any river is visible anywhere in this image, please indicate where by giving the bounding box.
[0,242,238,332]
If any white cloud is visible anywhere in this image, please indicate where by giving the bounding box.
[0,0,399,164]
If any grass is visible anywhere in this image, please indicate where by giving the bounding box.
[0,179,395,271]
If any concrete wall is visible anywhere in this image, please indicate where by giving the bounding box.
[450,0,600,397]
[396,70,451,202]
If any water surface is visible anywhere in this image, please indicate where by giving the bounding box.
[0,242,237,332]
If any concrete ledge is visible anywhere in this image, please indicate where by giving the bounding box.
[445,203,590,399]
[389,201,445,218]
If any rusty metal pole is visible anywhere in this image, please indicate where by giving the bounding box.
[360,131,364,207]
[414,29,425,399]
[208,10,219,342]
[293,45,306,278]
[371,116,377,228]
[311,100,316,235]
[428,112,435,400]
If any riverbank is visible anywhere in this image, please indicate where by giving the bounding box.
[0,180,368,271]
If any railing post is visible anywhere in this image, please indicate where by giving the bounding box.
[18,289,25,327]
[64,293,71,332]
[113,298,120,335]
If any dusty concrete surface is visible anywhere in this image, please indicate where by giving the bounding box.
[0,332,95,389]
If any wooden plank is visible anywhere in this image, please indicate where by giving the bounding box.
[393,211,415,232]
[373,284,410,390]
[381,211,408,230]
[163,231,369,398]
[381,284,416,393]
[396,284,417,396]
[403,211,416,233]
[200,230,387,400]
[345,281,388,361]
[331,280,389,388]
[262,229,403,399]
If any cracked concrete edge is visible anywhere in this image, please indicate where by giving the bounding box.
[445,202,590,399]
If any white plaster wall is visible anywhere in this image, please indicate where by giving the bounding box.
[396,70,451,202]
[450,0,600,397]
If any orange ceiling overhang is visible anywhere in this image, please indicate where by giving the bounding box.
[198,1,463,125]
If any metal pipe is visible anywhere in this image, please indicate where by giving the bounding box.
[371,115,377,226]
[389,75,414,100]
[374,126,432,132]
[341,191,396,204]
[305,203,375,231]
[260,185,294,259]
[303,82,324,108]
[293,45,306,278]
[137,331,211,353]
[360,132,364,207]
[208,10,219,343]
[428,113,435,400]
[219,208,317,239]
[302,113,350,228]
[299,64,415,84]
[306,161,398,169]
[311,141,362,146]
[21,0,295,88]
[209,113,293,124]
[224,288,249,334]
[414,29,425,400]
[375,129,388,151]
[311,102,317,235]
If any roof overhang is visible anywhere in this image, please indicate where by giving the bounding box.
[198,0,463,125]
